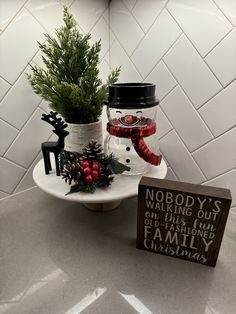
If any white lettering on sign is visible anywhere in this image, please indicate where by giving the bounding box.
[143,188,224,264]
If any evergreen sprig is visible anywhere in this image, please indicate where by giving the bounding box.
[61,141,130,194]
[27,6,120,124]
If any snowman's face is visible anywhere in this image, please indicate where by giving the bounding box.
[115,110,143,126]
[107,107,156,127]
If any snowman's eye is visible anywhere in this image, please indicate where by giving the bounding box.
[116,110,122,119]
[136,111,142,119]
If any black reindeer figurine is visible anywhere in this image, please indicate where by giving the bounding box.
[41,111,69,176]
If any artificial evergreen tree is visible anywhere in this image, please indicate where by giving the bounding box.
[28,7,120,124]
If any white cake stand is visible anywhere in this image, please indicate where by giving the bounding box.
[33,159,167,211]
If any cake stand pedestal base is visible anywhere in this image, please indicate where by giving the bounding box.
[83,200,122,212]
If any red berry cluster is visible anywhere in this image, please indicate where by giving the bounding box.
[82,161,99,184]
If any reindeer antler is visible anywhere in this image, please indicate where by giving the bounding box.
[41,111,68,131]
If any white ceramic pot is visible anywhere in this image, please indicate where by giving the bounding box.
[64,119,103,153]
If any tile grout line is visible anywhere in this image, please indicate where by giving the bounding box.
[130,0,172,57]
[2,155,30,172]
[3,105,43,159]
[12,151,42,194]
[122,1,146,34]
[160,150,181,181]
[0,75,12,86]
[177,84,216,139]
[165,7,224,89]
[24,6,50,33]
[0,191,10,199]
[203,26,234,60]
[89,15,110,62]
[222,77,236,89]
[160,129,207,182]
[108,0,112,72]
[202,167,236,184]
[166,35,232,134]
[191,126,236,154]
[0,44,45,138]
[161,58,216,140]
[0,45,42,107]
[67,0,76,8]
[158,127,174,141]
[0,154,27,171]
[0,0,28,33]
[0,123,19,158]
[158,82,178,103]
[88,4,109,34]
[129,5,170,59]
[156,86,177,136]
[167,165,180,181]
[0,116,20,131]
[109,28,144,79]
[130,0,138,12]
[196,81,234,111]
[211,0,235,28]
[0,186,38,202]
[160,85,215,154]
[142,32,183,81]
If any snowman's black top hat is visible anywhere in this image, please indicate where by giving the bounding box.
[105,83,159,109]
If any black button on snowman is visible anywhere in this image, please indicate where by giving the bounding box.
[105,83,162,175]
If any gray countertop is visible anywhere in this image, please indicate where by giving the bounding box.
[0,187,235,314]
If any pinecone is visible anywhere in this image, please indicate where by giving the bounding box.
[59,150,81,171]
[97,165,114,187]
[82,140,104,160]
[62,159,83,185]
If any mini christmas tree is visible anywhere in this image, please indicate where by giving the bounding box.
[27,7,120,124]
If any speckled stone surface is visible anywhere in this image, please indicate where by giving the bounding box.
[0,187,235,314]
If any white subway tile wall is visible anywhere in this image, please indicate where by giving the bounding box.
[203,170,236,207]
[0,77,10,101]
[199,80,236,137]
[156,107,173,139]
[205,28,236,87]
[132,0,168,32]
[0,8,45,84]
[70,0,108,33]
[159,130,206,183]
[166,0,232,57]
[163,35,222,108]
[0,0,235,208]
[192,128,236,180]
[0,0,26,30]
[131,9,182,78]
[0,67,42,130]
[25,0,66,34]
[160,86,213,152]
[145,60,177,101]
[110,0,144,56]
[110,39,142,82]
[0,0,109,198]
[110,0,236,207]
[213,0,236,26]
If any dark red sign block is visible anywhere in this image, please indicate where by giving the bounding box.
[137,177,232,267]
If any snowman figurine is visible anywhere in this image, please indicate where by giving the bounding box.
[105,83,162,175]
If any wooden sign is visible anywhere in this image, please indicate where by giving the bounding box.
[137,177,232,267]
